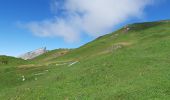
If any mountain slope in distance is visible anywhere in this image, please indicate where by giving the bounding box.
[19,47,47,60]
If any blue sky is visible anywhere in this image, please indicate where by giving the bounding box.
[0,0,170,56]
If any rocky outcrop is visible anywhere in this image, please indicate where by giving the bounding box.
[19,47,47,60]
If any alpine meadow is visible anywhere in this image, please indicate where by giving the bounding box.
[0,0,170,100]
[1,20,170,99]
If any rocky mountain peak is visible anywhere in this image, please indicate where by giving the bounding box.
[19,47,47,60]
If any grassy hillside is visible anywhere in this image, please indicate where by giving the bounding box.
[40,21,169,62]
[0,56,27,92]
[0,20,170,100]
[0,55,26,66]
[32,49,70,63]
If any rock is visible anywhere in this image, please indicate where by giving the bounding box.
[68,61,78,67]
[124,26,130,33]
[112,44,123,50]
[22,75,25,81]
[19,47,47,60]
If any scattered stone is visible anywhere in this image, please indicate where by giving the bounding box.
[68,61,78,67]
[126,27,130,31]
[56,63,67,66]
[111,33,119,39]
[34,69,50,76]
[112,44,123,50]
[34,73,45,76]
[124,26,131,33]
[22,75,25,81]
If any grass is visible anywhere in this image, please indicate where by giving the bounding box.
[0,20,170,99]
[31,49,71,63]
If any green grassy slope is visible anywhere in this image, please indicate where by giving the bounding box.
[0,56,27,91]
[42,21,169,62]
[32,49,70,63]
[0,55,26,66]
[1,20,170,100]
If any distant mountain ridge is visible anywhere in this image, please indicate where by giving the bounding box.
[19,47,47,60]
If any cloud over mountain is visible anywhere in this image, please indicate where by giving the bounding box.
[25,0,154,42]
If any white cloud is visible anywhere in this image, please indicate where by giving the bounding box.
[25,0,154,42]
[26,18,80,42]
